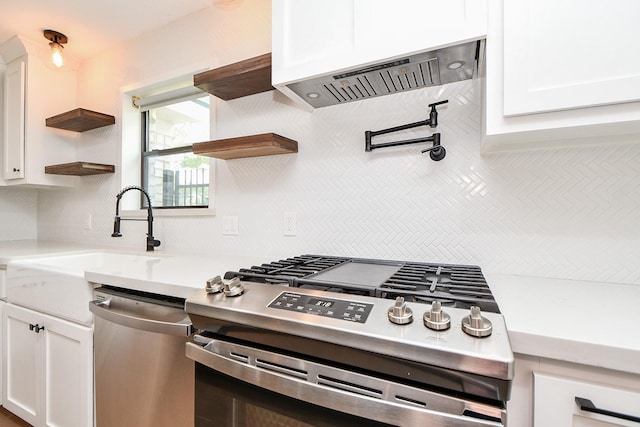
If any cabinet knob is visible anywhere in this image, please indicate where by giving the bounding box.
[29,323,45,333]
[13,167,20,172]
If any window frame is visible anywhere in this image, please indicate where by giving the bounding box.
[119,71,216,217]
[138,88,211,210]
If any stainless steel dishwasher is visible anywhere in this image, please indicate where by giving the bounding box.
[90,285,195,427]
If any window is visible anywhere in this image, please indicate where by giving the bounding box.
[138,87,210,209]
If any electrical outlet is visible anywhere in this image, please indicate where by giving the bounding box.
[222,216,239,235]
[84,213,92,230]
[283,211,297,236]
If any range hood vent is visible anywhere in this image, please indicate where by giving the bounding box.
[286,40,483,108]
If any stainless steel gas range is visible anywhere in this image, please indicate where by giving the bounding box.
[185,255,514,427]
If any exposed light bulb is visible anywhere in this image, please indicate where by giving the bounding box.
[50,42,64,67]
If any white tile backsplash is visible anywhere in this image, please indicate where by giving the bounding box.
[35,78,640,284]
[0,188,37,240]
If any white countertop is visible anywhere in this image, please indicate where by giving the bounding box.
[2,240,639,375]
[83,252,269,299]
[0,240,101,266]
[486,273,640,375]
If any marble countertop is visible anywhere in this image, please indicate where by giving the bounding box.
[1,240,638,375]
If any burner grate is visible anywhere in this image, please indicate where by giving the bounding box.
[225,255,350,285]
[379,262,499,312]
[225,255,500,313]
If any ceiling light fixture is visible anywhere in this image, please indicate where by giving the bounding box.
[43,29,68,68]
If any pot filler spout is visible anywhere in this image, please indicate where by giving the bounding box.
[285,39,483,108]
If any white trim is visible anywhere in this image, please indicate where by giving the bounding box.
[121,208,216,218]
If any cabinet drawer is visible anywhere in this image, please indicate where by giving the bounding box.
[534,372,640,427]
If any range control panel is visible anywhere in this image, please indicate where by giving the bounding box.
[268,292,374,323]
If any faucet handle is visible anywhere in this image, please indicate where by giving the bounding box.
[420,133,446,161]
[427,100,449,128]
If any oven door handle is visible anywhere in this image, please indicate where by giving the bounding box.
[186,341,504,427]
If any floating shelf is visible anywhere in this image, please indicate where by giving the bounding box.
[44,162,115,176]
[193,133,298,160]
[194,53,273,100]
[46,108,115,132]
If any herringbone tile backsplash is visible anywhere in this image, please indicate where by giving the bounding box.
[0,189,37,240]
[36,79,640,284]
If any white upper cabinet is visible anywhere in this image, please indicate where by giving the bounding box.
[0,35,78,187]
[272,0,487,86]
[483,0,640,152]
[503,0,640,116]
[3,59,26,180]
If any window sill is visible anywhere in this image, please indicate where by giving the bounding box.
[121,208,216,218]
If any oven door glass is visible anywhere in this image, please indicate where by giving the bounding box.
[195,363,392,427]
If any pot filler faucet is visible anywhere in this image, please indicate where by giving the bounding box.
[365,100,448,161]
[111,185,161,252]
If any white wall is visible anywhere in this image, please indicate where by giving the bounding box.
[35,1,640,285]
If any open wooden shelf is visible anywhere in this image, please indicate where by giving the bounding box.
[194,53,273,100]
[192,133,298,160]
[46,108,115,132]
[44,162,115,176]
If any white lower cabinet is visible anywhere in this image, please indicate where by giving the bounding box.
[2,303,93,427]
[508,354,640,427]
[534,372,640,427]
[0,300,3,406]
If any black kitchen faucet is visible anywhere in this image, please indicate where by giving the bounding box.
[111,185,161,252]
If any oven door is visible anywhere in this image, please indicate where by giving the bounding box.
[186,337,506,427]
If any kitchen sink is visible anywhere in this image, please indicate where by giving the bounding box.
[5,251,163,325]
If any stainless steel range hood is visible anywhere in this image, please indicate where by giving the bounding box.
[284,40,483,109]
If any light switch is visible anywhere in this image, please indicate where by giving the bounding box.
[222,216,239,235]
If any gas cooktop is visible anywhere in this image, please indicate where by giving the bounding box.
[224,254,500,313]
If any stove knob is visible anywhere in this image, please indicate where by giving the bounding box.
[224,277,244,297]
[461,306,493,337]
[423,301,451,331]
[205,276,224,294]
[387,297,413,325]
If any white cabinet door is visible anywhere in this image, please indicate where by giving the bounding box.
[534,372,640,427]
[3,303,39,426]
[43,314,93,427]
[2,57,26,180]
[503,0,640,116]
[0,300,3,405]
[2,303,93,427]
[272,0,487,85]
[357,0,487,57]
[482,0,640,152]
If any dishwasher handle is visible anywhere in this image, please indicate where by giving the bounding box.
[90,299,193,336]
